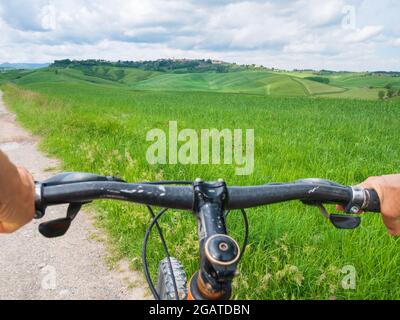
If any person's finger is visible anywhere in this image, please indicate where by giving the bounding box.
[336,204,344,211]
[381,215,400,237]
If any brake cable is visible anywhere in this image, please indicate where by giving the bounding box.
[145,205,179,300]
[142,207,168,300]
[225,209,249,262]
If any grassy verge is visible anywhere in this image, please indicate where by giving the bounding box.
[2,82,400,299]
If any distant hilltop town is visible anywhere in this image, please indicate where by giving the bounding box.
[49,58,273,73]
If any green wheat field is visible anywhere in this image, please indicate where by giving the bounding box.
[1,64,400,299]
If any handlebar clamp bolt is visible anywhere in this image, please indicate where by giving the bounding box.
[219,242,229,252]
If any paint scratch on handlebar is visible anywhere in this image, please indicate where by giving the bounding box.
[308,186,320,194]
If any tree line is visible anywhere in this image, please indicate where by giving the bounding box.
[51,59,248,73]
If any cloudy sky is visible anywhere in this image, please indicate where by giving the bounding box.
[0,0,399,71]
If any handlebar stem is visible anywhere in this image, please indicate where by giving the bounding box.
[189,179,240,300]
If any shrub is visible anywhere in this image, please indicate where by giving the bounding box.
[304,76,330,84]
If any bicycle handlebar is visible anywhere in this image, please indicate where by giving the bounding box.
[35,175,381,214]
[32,172,382,300]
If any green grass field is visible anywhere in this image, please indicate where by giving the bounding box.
[1,65,400,299]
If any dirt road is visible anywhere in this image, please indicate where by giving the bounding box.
[0,91,149,300]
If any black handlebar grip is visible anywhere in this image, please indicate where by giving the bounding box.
[365,189,381,213]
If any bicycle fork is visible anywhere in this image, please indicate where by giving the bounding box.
[188,179,241,300]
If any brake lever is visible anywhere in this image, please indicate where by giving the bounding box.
[34,172,125,237]
[315,203,361,229]
[38,202,89,238]
[297,180,363,229]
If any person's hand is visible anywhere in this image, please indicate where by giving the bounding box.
[358,175,400,236]
[0,151,35,233]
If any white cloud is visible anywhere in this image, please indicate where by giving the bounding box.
[283,41,328,54]
[295,0,346,27]
[390,38,400,47]
[344,25,384,43]
[0,0,399,71]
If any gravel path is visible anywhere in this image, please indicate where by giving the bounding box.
[0,91,149,300]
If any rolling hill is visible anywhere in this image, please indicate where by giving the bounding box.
[2,63,400,100]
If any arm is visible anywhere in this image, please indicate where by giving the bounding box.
[358,175,400,236]
[0,151,35,233]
